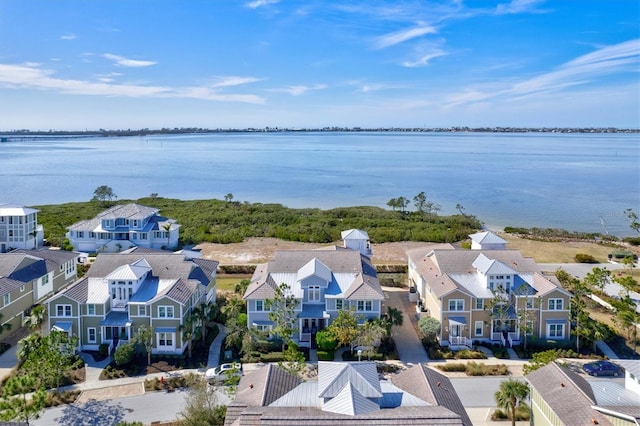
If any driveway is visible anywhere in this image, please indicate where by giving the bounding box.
[382,286,428,365]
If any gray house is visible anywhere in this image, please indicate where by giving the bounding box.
[0,248,78,338]
[224,361,472,425]
[44,250,218,355]
[243,229,383,348]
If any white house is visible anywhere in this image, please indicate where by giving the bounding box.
[66,203,180,253]
[0,203,44,253]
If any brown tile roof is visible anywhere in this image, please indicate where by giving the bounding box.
[391,365,472,426]
[526,362,612,426]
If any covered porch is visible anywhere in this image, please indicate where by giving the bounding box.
[445,316,472,349]
[298,304,329,348]
[99,311,132,354]
[490,306,520,347]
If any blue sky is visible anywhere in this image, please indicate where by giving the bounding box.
[0,0,638,130]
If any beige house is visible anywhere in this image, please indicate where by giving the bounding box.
[407,232,571,348]
[0,248,78,338]
[44,249,218,355]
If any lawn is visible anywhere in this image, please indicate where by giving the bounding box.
[217,276,251,292]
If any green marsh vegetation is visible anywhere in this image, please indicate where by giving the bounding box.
[35,196,483,248]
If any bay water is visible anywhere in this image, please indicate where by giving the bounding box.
[1,132,638,236]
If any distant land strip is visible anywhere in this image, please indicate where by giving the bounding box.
[1,126,639,139]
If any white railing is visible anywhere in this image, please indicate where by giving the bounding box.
[449,336,472,348]
[300,332,311,342]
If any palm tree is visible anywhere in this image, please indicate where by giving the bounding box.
[234,279,250,296]
[180,317,195,359]
[18,333,42,362]
[221,296,245,320]
[22,305,46,332]
[162,222,172,249]
[191,303,216,344]
[494,379,530,426]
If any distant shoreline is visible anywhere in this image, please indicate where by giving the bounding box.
[1,126,639,140]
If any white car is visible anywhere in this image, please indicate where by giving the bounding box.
[205,362,242,385]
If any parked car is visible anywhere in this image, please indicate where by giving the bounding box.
[205,362,242,385]
[582,360,623,377]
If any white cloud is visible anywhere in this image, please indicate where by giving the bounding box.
[443,38,640,107]
[245,0,279,9]
[375,26,438,49]
[60,33,77,40]
[103,53,157,68]
[402,49,448,67]
[208,76,264,88]
[267,84,327,96]
[0,63,265,104]
[495,0,548,15]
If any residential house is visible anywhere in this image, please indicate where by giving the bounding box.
[0,248,78,337]
[44,250,218,354]
[527,361,640,425]
[66,203,180,253]
[243,229,383,348]
[224,361,471,426]
[0,203,43,253]
[469,231,507,250]
[407,232,572,348]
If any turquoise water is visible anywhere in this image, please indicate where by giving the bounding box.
[1,132,638,235]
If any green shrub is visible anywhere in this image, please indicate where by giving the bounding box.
[260,352,286,363]
[317,350,335,361]
[113,343,135,366]
[454,349,487,359]
[315,330,337,351]
[575,253,598,263]
[437,363,467,372]
[99,343,109,358]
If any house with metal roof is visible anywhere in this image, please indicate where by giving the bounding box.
[469,231,507,250]
[407,232,571,348]
[66,203,180,253]
[224,361,471,425]
[527,361,640,426]
[43,251,218,355]
[243,230,383,348]
[0,203,44,253]
[0,248,78,338]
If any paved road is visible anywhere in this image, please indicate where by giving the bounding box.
[32,387,233,426]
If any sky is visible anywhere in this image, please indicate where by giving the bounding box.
[0,0,638,131]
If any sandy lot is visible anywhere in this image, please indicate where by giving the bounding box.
[196,238,427,265]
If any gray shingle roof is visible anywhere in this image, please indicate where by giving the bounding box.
[244,249,382,301]
[67,203,173,232]
[392,366,473,426]
[0,277,26,296]
[526,362,613,426]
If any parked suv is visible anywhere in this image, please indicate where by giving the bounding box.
[205,362,242,385]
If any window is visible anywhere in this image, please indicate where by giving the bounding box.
[256,324,272,334]
[41,275,49,286]
[76,231,84,238]
[87,304,95,315]
[139,305,146,316]
[526,320,534,336]
[3,294,9,306]
[158,306,174,318]
[139,233,147,240]
[474,321,484,336]
[88,328,96,343]
[448,299,464,311]
[308,286,320,302]
[526,298,534,309]
[475,299,483,310]
[56,304,72,317]
[548,298,564,310]
[336,299,343,310]
[20,285,25,292]
[548,323,565,339]
[357,300,373,311]
[255,300,265,311]
[158,332,174,347]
